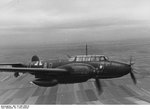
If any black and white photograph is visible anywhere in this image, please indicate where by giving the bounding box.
[0,0,150,106]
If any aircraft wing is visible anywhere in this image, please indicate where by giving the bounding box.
[0,63,25,67]
[0,67,68,75]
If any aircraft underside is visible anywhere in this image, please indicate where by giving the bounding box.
[32,71,129,87]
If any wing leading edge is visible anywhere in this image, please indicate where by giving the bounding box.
[0,63,25,67]
[0,67,68,75]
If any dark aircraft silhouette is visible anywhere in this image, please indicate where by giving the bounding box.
[0,54,137,94]
[0,44,138,94]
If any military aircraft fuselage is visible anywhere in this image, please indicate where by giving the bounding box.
[25,55,131,87]
[29,60,130,78]
[0,53,136,94]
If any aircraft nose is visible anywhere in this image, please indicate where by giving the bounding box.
[108,61,131,77]
[118,63,131,74]
[114,62,137,84]
[94,61,132,79]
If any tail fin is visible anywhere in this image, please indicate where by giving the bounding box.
[31,55,40,62]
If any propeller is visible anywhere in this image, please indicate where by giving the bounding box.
[95,77,103,95]
[130,69,137,84]
[93,67,103,95]
[129,56,137,84]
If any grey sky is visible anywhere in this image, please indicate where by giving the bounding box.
[0,0,150,46]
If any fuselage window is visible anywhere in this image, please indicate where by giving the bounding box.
[76,57,80,61]
[69,57,75,62]
[100,57,105,61]
[86,57,90,62]
[90,57,96,61]
[76,57,83,62]
[83,57,89,62]
[105,56,109,61]
[95,57,100,61]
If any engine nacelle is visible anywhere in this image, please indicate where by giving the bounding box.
[32,78,58,87]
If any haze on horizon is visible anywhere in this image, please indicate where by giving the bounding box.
[0,0,150,47]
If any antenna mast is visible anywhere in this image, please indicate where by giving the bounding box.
[86,44,88,55]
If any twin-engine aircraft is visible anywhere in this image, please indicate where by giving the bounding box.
[0,54,137,94]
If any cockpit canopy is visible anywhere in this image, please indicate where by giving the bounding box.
[68,55,109,62]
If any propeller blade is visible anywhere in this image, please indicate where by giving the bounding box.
[129,56,135,65]
[130,69,137,84]
[128,56,136,84]
[95,78,103,95]
[129,56,132,65]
